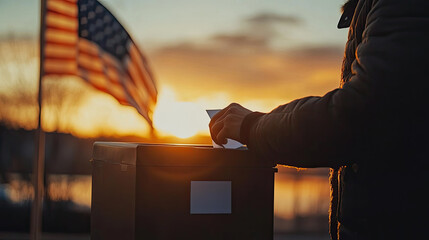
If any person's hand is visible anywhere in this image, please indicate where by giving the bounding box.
[209,103,252,145]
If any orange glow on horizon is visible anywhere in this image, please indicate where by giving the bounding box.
[153,86,223,139]
[0,39,340,140]
[153,93,205,139]
[0,74,286,140]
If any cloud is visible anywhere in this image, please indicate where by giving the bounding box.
[149,42,343,105]
[208,12,302,50]
[288,46,343,58]
[245,12,301,26]
[206,12,301,49]
[211,34,268,48]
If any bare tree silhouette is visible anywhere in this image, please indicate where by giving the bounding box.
[0,35,38,130]
[0,35,87,131]
[0,35,87,189]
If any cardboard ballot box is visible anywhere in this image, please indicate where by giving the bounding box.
[91,142,277,240]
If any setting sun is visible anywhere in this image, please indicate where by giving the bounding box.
[153,87,209,139]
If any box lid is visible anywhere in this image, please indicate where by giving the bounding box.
[92,142,274,167]
[93,142,139,165]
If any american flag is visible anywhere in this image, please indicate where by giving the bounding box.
[43,0,157,125]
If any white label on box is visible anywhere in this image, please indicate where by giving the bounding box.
[190,181,232,214]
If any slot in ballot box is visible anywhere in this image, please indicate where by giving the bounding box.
[91,142,277,240]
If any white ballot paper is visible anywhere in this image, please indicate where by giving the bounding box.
[206,109,244,149]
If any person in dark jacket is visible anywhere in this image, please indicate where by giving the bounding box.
[209,0,429,239]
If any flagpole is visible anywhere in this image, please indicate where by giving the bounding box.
[31,0,47,239]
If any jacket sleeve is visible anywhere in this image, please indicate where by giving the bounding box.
[240,0,429,168]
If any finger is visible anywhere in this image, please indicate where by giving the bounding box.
[210,112,230,143]
[209,107,228,129]
[211,119,224,136]
[210,105,237,131]
[211,119,225,144]
[209,118,218,142]
[210,115,224,143]
[209,103,238,128]
[216,128,228,145]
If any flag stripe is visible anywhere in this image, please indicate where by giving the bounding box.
[47,0,78,17]
[45,44,76,59]
[105,66,120,84]
[78,52,104,73]
[101,52,122,70]
[125,57,146,93]
[77,38,98,56]
[45,55,76,61]
[78,67,127,102]
[78,39,122,72]
[125,73,150,109]
[77,39,125,85]
[78,54,122,85]
[128,44,157,101]
[45,39,77,47]
[77,40,129,102]
[77,44,122,85]
[45,28,78,45]
[46,53,123,79]
[80,70,128,103]
[46,11,78,32]
[99,54,122,85]
[124,78,151,121]
[45,59,77,75]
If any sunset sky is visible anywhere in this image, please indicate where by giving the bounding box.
[0,0,348,140]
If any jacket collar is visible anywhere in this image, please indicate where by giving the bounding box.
[338,0,359,29]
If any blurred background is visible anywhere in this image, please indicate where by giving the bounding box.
[0,0,347,239]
